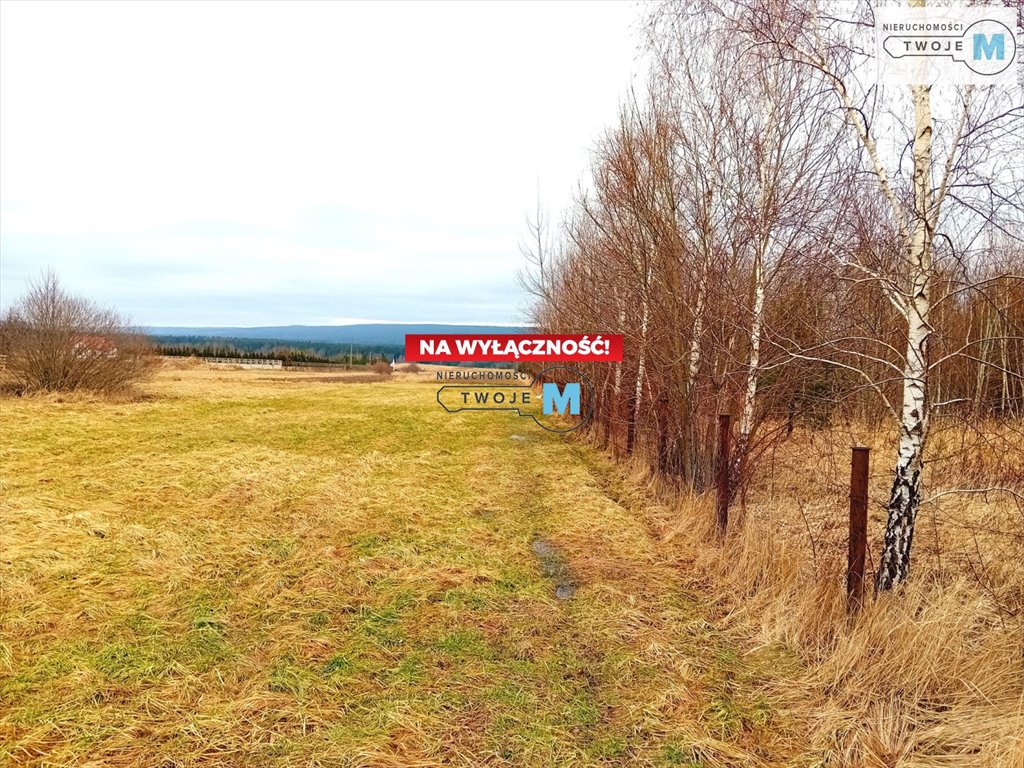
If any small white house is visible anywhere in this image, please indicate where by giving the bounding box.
[72,334,118,358]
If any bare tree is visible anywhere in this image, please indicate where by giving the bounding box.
[526,0,1022,595]
[0,271,154,394]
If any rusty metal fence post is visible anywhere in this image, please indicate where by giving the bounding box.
[848,447,870,614]
[716,414,731,537]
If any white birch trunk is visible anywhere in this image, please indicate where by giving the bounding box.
[613,299,625,398]
[627,260,653,454]
[738,245,766,446]
[687,264,706,389]
[974,311,992,414]
[736,69,779,473]
[633,275,651,417]
[999,308,1010,413]
[876,78,934,592]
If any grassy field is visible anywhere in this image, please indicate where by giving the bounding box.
[1,368,822,767]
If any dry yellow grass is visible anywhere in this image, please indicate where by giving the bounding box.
[644,419,1024,768]
[1,366,809,767]
[1,366,1021,766]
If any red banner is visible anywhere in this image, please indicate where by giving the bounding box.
[405,333,623,363]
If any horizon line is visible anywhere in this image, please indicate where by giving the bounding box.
[144,320,535,329]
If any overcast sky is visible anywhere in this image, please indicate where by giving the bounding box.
[0,1,645,326]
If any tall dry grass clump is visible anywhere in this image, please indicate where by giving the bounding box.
[0,271,154,395]
[650,422,1024,768]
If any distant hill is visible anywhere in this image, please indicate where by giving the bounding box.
[146,323,531,346]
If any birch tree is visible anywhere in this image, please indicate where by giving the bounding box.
[524,0,1021,574]
[725,0,1024,590]
[726,55,844,484]
[654,21,732,485]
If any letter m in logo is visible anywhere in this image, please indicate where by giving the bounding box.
[973,33,1005,61]
[543,382,580,415]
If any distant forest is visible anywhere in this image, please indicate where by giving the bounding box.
[152,335,403,365]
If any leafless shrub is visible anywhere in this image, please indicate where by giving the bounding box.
[370,361,393,377]
[0,271,155,395]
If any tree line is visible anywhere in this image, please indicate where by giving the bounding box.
[153,336,402,366]
[522,1,1023,592]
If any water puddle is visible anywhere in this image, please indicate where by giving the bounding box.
[554,583,577,600]
[531,538,578,600]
